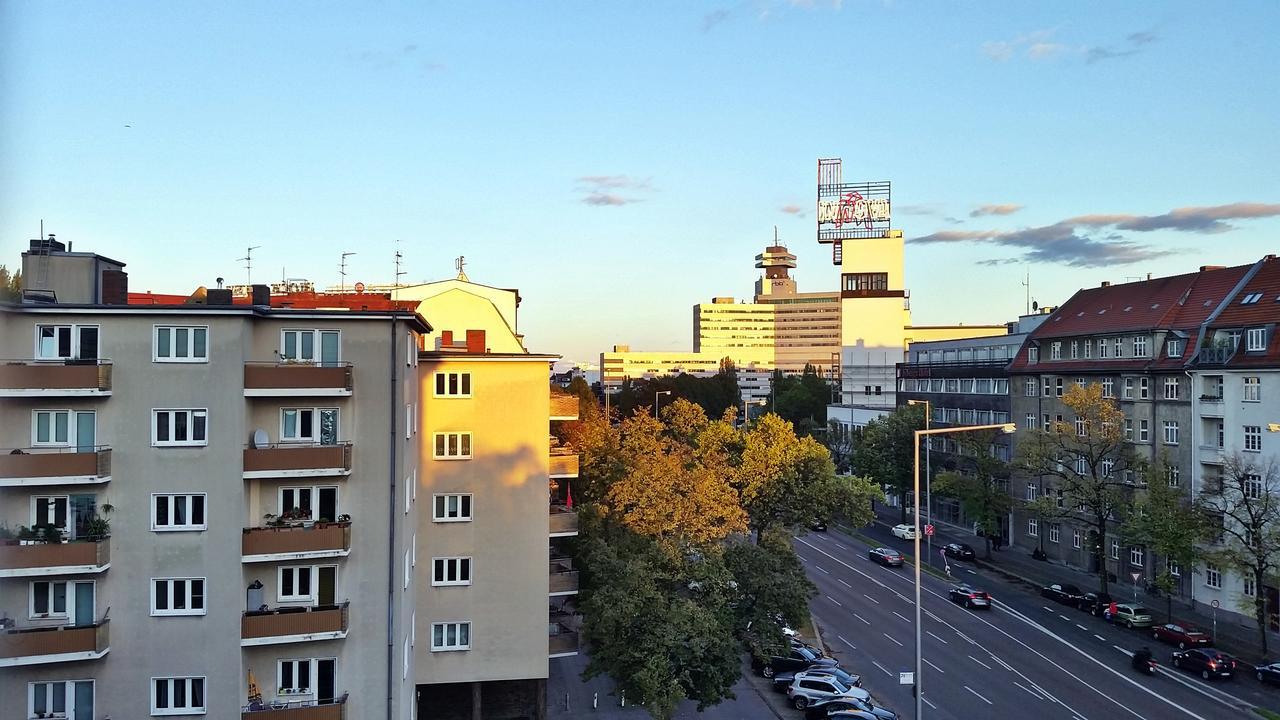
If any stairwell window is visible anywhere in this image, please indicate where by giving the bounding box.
[1111,540,1120,560]
[1042,377,1052,397]
[1247,327,1267,351]
[153,326,208,362]
[433,432,472,460]
[151,676,205,716]
[1139,420,1149,442]
[152,409,207,447]
[1163,421,1179,446]
[151,578,206,616]
[433,372,472,398]
[431,621,471,651]
[1138,378,1149,400]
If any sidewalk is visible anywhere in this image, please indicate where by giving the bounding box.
[869,505,1275,666]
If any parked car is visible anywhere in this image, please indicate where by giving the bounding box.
[942,542,976,560]
[1041,583,1085,605]
[948,584,992,609]
[825,712,878,720]
[1171,648,1237,680]
[808,518,829,532]
[1152,623,1213,649]
[1078,591,1113,616]
[787,671,871,710]
[752,645,838,678]
[869,547,904,567]
[774,665,862,694]
[1112,604,1154,629]
[805,696,897,720]
[1254,661,1280,685]
[892,524,917,540]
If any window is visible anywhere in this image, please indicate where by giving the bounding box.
[1099,339,1110,359]
[279,567,314,602]
[1244,377,1261,402]
[278,659,312,695]
[281,329,341,365]
[1167,339,1181,358]
[1110,539,1120,560]
[1139,420,1149,442]
[1245,473,1263,499]
[1050,342,1062,360]
[1102,458,1115,478]
[1042,377,1051,397]
[29,681,94,720]
[1166,465,1180,488]
[35,324,99,360]
[1027,518,1038,537]
[843,272,889,291]
[433,432,472,459]
[1205,564,1221,589]
[432,557,472,586]
[279,486,339,522]
[30,580,68,618]
[1138,378,1149,400]
[1084,340,1092,359]
[152,494,207,531]
[1163,377,1179,400]
[1042,414,1050,432]
[1133,336,1148,357]
[281,408,339,445]
[1247,327,1267,351]
[1123,378,1133,399]
[154,326,208,362]
[151,578,206,616]
[1025,413,1036,430]
[1074,377,1086,389]
[1070,341,1079,359]
[433,494,472,522]
[1027,346,1039,364]
[1242,292,1264,305]
[32,495,68,532]
[152,677,205,715]
[1072,529,1082,549]
[1124,419,1133,441]
[1102,378,1114,398]
[1114,337,1123,357]
[433,372,472,398]
[1025,482,1038,501]
[1075,417,1086,436]
[945,378,959,393]
[431,621,471,651]
[1130,547,1144,567]
[1162,421,1179,445]
[1244,425,1262,452]
[152,409,207,447]
[1048,523,1060,543]
[1168,559,1180,577]
[407,331,418,367]
[404,550,411,590]
[1056,378,1064,397]
[994,379,1008,395]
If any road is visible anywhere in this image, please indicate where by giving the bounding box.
[793,525,1274,720]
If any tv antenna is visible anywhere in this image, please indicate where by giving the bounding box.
[455,255,469,282]
[238,246,262,286]
[394,240,407,287]
[1021,267,1031,315]
[339,252,356,293]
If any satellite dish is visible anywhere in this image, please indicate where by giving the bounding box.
[251,429,269,449]
[1032,301,1039,311]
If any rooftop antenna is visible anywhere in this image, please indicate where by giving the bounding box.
[1021,267,1031,315]
[339,252,357,293]
[237,246,261,286]
[394,240,407,287]
[455,255,469,282]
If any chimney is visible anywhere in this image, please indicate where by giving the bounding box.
[250,284,270,306]
[1101,281,1111,287]
[1199,265,1225,272]
[101,269,128,305]
[207,288,233,305]
[465,329,486,353]
[441,330,453,347]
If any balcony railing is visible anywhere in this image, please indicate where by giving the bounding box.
[242,603,349,645]
[243,693,348,720]
[242,523,352,562]
[0,359,112,395]
[244,362,354,396]
[549,445,579,478]
[0,538,110,577]
[550,391,579,421]
[1194,346,1235,366]
[549,560,579,595]
[549,505,578,536]
[0,620,109,666]
[0,446,111,485]
[548,623,579,657]
[244,443,352,478]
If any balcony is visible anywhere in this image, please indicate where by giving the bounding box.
[0,620,109,667]
[243,523,352,563]
[0,359,112,397]
[244,443,352,479]
[0,538,110,578]
[1198,395,1225,417]
[1194,346,1235,366]
[548,623,579,658]
[0,447,111,487]
[244,363,353,397]
[242,603,349,646]
[550,391,579,421]
[549,505,578,537]
[1199,446,1226,465]
[243,694,348,720]
[549,446,579,479]
[549,559,579,596]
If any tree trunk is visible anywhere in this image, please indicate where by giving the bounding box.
[1257,569,1270,658]
[899,499,908,525]
[983,535,993,561]
[1166,592,1173,623]
[1096,519,1109,597]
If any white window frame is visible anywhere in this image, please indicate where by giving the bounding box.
[1070,341,1079,359]
[28,680,94,720]
[1027,518,1038,537]
[150,578,206,617]
[1130,547,1144,568]
[432,557,473,587]
[1244,377,1261,402]
[151,409,208,447]
[1099,339,1110,359]
[29,579,69,619]
[1167,559,1180,577]
[433,432,473,460]
[1133,336,1148,357]
[1024,378,1036,397]
[278,566,316,603]
[1139,377,1150,400]
[1246,327,1266,352]
[431,621,472,651]
[1139,419,1149,442]
[277,658,328,697]
[1244,426,1262,453]
[153,325,209,363]
[1072,529,1082,549]
[1205,564,1221,589]
[151,676,206,716]
[433,372,473,398]
[1114,337,1123,357]
[1163,377,1179,400]
[151,493,207,532]
[1167,339,1181,358]
[1102,378,1114,398]
[1048,523,1060,544]
[433,493,473,522]
[280,407,339,444]
[1027,346,1039,364]
[1050,342,1062,360]
[34,324,99,361]
[1166,465,1180,488]
[280,329,342,364]
[1245,577,1257,597]
[278,486,340,522]
[31,409,87,447]
[1110,539,1120,560]
[1163,421,1179,446]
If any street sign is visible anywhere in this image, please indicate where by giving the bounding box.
[899,672,914,685]
[1130,572,1142,584]
[924,524,935,537]
[1212,599,1220,609]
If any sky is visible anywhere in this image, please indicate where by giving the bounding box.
[2,1,1278,368]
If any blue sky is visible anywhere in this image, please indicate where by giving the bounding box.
[3,1,1278,367]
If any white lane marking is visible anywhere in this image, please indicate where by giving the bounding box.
[871,660,894,678]
[863,594,880,604]
[923,696,937,710]
[892,591,909,602]
[1043,606,1055,612]
[968,655,993,670]
[838,635,856,650]
[1059,614,1071,622]
[925,610,942,622]
[1094,634,1107,641]
[965,686,993,705]
[892,611,910,623]
[955,630,977,645]
[1076,624,1089,631]
[926,630,948,645]
[1111,646,1245,707]
[839,578,852,588]
[1015,681,1045,700]
[883,633,904,647]
[924,658,945,674]
[852,613,870,626]
[826,595,842,607]
[991,654,1015,672]
[816,565,829,574]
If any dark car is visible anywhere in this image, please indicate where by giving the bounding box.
[869,547,904,567]
[1255,662,1280,685]
[948,583,992,609]
[1041,583,1085,605]
[1078,591,1114,616]
[752,645,839,679]
[808,519,829,532]
[805,697,897,720]
[942,542,976,561]
[1171,648,1237,680]
[1152,623,1213,650]
[776,665,862,694]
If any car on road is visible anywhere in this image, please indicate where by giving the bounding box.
[1041,583,1085,605]
[891,524,917,540]
[869,547,904,567]
[1171,648,1237,680]
[773,665,863,694]
[1077,591,1113,616]
[1254,661,1280,685]
[1152,623,1213,649]
[948,583,992,609]
[942,542,976,560]
[808,518,829,532]
[752,644,839,679]
[824,712,878,720]
[787,670,871,710]
[1112,603,1154,629]
[805,696,898,719]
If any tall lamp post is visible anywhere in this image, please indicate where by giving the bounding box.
[742,398,767,426]
[906,400,933,564]
[654,390,672,415]
[912,422,1016,720]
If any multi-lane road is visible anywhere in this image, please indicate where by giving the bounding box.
[794,526,1276,720]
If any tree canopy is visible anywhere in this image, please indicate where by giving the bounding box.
[852,404,927,523]
[933,431,1012,559]
[0,265,21,302]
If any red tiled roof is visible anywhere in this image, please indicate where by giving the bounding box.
[129,290,418,312]
[1208,255,1280,328]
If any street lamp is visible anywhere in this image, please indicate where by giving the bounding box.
[654,390,672,415]
[743,398,767,425]
[911,422,1015,720]
[603,387,621,424]
[906,400,933,565]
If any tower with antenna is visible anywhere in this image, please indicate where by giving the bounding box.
[394,240,407,287]
[339,252,357,293]
[238,246,261,286]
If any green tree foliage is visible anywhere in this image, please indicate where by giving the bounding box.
[724,531,816,653]
[852,404,927,523]
[609,363,740,421]
[932,431,1012,559]
[1016,383,1142,596]
[767,365,834,435]
[820,420,858,474]
[0,265,21,302]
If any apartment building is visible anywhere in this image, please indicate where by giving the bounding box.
[1,240,428,719]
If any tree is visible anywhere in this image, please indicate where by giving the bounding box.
[768,365,832,433]
[821,420,858,475]
[1022,495,1068,557]
[1017,383,1142,596]
[852,405,926,523]
[0,265,21,302]
[933,431,1012,560]
[1197,453,1280,656]
[724,532,816,653]
[736,414,833,543]
[1120,461,1215,621]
